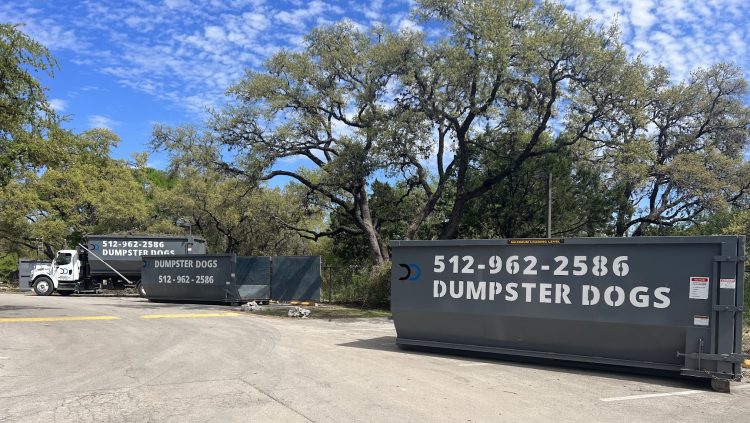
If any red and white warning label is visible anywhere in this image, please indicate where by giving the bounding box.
[693,315,710,326]
[689,277,710,300]
[719,278,736,290]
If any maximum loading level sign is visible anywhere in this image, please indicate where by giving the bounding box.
[720,278,737,290]
[689,276,710,300]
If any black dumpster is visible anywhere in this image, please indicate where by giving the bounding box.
[390,236,745,384]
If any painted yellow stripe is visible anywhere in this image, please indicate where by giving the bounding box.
[139,312,240,319]
[0,315,120,323]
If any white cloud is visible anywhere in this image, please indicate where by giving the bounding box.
[629,0,655,29]
[48,98,67,112]
[88,115,117,130]
[0,5,84,52]
[4,0,746,124]
[559,0,750,81]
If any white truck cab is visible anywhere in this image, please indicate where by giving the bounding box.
[30,249,81,296]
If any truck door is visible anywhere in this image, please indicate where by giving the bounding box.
[54,252,76,281]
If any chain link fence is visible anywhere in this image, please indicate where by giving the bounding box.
[321,265,390,307]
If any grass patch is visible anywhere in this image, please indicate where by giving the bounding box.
[252,304,391,320]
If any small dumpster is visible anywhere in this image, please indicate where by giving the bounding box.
[140,254,245,302]
[141,254,321,303]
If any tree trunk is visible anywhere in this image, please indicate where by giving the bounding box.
[404,175,450,240]
[439,129,470,240]
[355,187,387,264]
[439,194,467,239]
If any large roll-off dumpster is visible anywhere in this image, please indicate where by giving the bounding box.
[390,236,745,385]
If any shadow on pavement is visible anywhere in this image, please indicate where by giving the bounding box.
[0,305,62,311]
[338,335,714,392]
[103,299,237,311]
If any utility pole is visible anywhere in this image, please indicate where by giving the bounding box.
[547,173,552,239]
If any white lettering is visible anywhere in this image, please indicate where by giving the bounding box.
[629,286,650,308]
[654,287,671,309]
[434,280,446,298]
[489,281,502,300]
[604,286,625,307]
[467,281,486,300]
[583,285,600,305]
[557,284,572,304]
[449,280,464,299]
[505,282,518,301]
[539,283,552,304]
[521,283,536,302]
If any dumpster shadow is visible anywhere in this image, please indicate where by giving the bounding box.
[338,336,714,392]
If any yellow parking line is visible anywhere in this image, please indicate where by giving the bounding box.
[139,312,240,319]
[0,316,120,323]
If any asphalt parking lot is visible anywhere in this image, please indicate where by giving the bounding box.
[1,293,748,422]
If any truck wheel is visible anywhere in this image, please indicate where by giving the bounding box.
[137,283,147,298]
[58,291,73,296]
[33,277,54,296]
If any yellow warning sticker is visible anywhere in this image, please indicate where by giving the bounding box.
[508,239,564,245]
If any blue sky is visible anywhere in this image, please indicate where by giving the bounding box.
[2,0,749,169]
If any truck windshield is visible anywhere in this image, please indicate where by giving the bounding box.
[55,253,72,266]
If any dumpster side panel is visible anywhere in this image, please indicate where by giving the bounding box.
[236,256,271,300]
[271,256,321,301]
[141,254,238,302]
[18,259,47,291]
[391,236,745,379]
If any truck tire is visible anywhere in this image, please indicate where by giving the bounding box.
[58,290,73,296]
[33,277,55,296]
[137,283,147,298]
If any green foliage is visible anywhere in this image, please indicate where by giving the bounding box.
[147,142,319,256]
[461,147,612,238]
[0,23,61,186]
[0,129,150,257]
[207,22,428,264]
[321,262,391,308]
[609,64,750,235]
[0,252,18,283]
[401,0,641,238]
[2,2,749,309]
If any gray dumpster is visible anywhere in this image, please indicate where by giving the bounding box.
[86,235,207,279]
[18,259,48,291]
[271,256,321,301]
[141,254,243,302]
[390,236,745,384]
[237,256,271,300]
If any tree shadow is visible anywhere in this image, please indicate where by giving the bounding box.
[0,305,62,311]
[104,299,237,311]
[338,335,714,392]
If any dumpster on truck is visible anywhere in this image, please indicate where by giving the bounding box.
[390,236,745,390]
[85,235,206,279]
[29,234,207,296]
